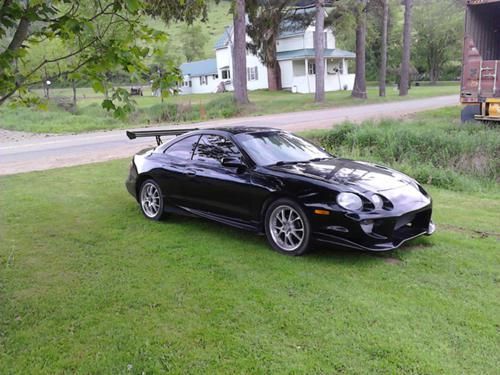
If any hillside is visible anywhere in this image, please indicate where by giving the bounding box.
[147,1,233,65]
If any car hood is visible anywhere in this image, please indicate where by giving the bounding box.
[268,158,419,193]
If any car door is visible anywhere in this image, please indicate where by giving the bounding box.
[154,134,200,206]
[182,134,257,220]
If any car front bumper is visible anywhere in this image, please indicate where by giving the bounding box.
[311,204,434,252]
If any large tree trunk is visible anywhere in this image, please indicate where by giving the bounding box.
[314,0,325,103]
[266,40,281,91]
[267,61,281,91]
[352,1,367,99]
[379,0,389,97]
[232,0,249,105]
[400,0,413,96]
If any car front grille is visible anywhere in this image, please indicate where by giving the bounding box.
[372,209,432,239]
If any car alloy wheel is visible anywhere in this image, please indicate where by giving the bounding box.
[265,199,311,256]
[139,179,165,220]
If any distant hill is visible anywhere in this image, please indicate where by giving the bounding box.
[146,1,233,65]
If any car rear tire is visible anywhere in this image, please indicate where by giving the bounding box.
[264,198,311,256]
[139,179,166,221]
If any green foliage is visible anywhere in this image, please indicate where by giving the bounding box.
[135,95,237,123]
[179,24,210,62]
[412,0,464,82]
[0,159,499,373]
[205,95,238,118]
[0,104,121,133]
[313,108,500,191]
[0,0,211,115]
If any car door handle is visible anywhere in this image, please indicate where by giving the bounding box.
[185,169,197,177]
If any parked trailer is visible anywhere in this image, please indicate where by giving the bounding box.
[461,0,500,122]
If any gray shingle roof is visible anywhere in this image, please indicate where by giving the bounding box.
[276,48,355,61]
[180,58,218,77]
[214,26,233,49]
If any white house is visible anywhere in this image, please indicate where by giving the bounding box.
[179,16,355,95]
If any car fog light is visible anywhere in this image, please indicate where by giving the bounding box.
[427,221,436,235]
[360,219,374,233]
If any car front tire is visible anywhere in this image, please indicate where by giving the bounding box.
[264,198,311,256]
[139,179,166,221]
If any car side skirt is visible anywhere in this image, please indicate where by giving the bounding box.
[166,204,261,233]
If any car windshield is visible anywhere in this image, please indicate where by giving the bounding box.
[235,131,332,166]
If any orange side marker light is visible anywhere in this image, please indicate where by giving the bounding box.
[314,209,330,216]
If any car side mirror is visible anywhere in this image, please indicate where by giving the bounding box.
[221,156,246,169]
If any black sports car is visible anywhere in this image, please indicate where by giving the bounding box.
[126,127,435,255]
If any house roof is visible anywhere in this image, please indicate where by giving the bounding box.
[279,21,308,39]
[180,58,217,77]
[214,26,233,49]
[276,48,356,61]
[214,7,325,49]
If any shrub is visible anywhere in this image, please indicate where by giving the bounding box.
[206,95,238,119]
[314,117,500,191]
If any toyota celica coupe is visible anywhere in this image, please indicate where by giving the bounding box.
[126,127,435,256]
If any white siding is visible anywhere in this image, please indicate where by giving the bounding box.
[182,20,350,95]
[303,26,315,49]
[245,53,268,90]
[280,60,294,88]
[180,74,219,95]
[179,74,193,95]
[276,35,304,52]
[283,58,355,94]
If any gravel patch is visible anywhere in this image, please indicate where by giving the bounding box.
[0,129,53,143]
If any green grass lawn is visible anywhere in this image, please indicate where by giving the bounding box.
[1,149,498,371]
[1,83,459,134]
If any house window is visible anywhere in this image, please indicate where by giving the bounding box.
[247,66,258,81]
[213,74,218,79]
[200,76,208,85]
[221,69,231,80]
[293,60,305,76]
[308,61,316,75]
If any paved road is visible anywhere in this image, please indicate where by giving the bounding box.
[0,95,457,176]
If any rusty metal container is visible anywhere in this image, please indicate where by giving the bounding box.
[460,0,500,121]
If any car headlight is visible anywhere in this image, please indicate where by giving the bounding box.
[337,192,363,211]
[371,194,383,210]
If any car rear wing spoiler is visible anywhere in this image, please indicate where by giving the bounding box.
[126,128,199,145]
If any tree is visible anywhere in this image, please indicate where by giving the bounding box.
[233,0,249,105]
[180,24,209,62]
[351,0,368,99]
[247,0,291,91]
[413,0,463,84]
[0,0,208,115]
[379,0,388,96]
[247,1,316,91]
[314,0,325,102]
[399,0,413,96]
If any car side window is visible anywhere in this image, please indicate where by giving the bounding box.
[164,135,200,160]
[193,134,242,166]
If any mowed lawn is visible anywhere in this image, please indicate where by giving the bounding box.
[0,160,498,373]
